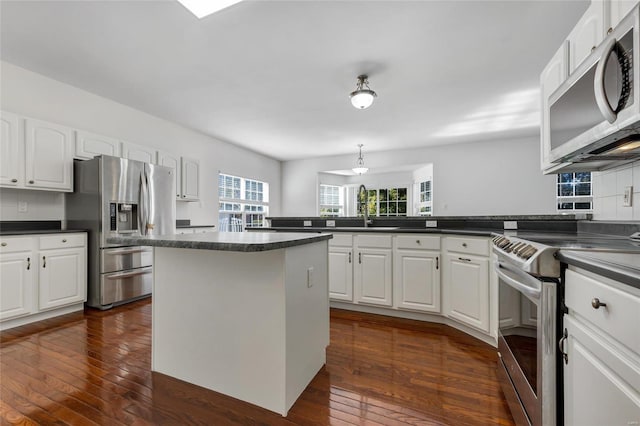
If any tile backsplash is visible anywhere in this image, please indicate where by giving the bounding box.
[592,160,640,220]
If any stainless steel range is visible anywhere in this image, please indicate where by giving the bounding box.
[492,235,562,426]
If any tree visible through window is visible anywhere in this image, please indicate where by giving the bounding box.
[557,172,592,211]
[218,173,269,231]
[357,187,408,217]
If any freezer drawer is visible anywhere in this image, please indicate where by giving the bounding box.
[101,246,152,273]
[100,267,152,305]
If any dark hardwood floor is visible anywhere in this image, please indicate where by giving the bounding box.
[0,299,514,425]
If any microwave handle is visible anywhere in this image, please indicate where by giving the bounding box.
[594,37,619,124]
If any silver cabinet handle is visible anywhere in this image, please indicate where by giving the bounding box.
[27,257,30,270]
[558,328,568,365]
[591,298,607,309]
[458,257,471,262]
[42,256,46,268]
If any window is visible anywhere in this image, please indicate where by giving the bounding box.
[218,173,269,231]
[357,187,408,217]
[417,180,433,216]
[557,172,592,211]
[319,184,344,217]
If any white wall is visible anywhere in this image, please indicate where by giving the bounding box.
[592,160,640,220]
[0,61,281,225]
[282,136,557,217]
[0,188,64,221]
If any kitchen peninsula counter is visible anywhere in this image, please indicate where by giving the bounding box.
[107,231,331,416]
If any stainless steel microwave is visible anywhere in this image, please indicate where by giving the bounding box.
[543,5,640,174]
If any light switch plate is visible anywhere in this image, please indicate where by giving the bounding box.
[425,220,437,228]
[623,186,633,207]
[504,221,518,230]
[326,220,336,227]
[303,220,312,227]
[17,201,28,213]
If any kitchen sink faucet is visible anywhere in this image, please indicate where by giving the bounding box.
[358,184,373,227]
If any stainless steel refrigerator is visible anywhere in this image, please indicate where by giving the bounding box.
[66,155,176,309]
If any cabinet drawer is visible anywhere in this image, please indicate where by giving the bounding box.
[356,234,392,249]
[395,235,440,250]
[329,234,353,247]
[191,227,215,234]
[444,236,489,256]
[39,233,86,250]
[0,237,33,253]
[565,268,640,354]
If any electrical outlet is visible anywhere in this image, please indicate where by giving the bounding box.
[623,186,633,207]
[504,221,518,230]
[425,220,437,228]
[303,220,312,227]
[307,267,314,288]
[18,201,28,213]
[326,220,336,227]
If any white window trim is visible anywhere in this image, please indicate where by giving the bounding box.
[219,173,269,231]
[319,184,345,217]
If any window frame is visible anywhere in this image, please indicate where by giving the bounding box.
[218,173,269,231]
[356,186,409,217]
[319,184,345,217]
[556,172,593,212]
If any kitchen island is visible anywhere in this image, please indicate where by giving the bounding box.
[108,231,332,416]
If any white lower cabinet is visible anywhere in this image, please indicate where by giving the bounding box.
[354,235,393,307]
[562,267,640,425]
[393,235,440,313]
[0,251,34,321]
[329,246,353,301]
[0,233,87,329]
[39,246,86,311]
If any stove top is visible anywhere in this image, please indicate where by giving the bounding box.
[491,231,640,278]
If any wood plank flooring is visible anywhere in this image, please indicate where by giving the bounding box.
[0,299,514,425]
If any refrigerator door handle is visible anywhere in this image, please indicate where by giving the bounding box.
[139,169,149,235]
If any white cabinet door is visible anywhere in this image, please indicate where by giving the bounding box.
[444,254,489,332]
[610,1,639,29]
[24,118,73,191]
[121,141,156,164]
[157,150,181,200]
[181,157,200,201]
[329,246,353,301]
[0,111,23,187]
[394,250,440,313]
[568,1,606,73]
[0,252,34,321]
[563,315,640,426]
[540,42,569,170]
[75,130,121,160]
[354,248,392,306]
[38,247,86,311]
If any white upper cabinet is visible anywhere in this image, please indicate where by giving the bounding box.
[540,42,569,170]
[180,157,200,201]
[24,118,73,192]
[121,141,157,164]
[0,111,23,187]
[157,151,181,200]
[75,130,121,160]
[610,0,639,28]
[567,1,607,73]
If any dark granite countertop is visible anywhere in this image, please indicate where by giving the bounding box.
[557,250,640,290]
[248,227,498,237]
[107,232,332,252]
[175,224,216,229]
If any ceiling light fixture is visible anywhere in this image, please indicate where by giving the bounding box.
[350,75,377,109]
[352,144,369,175]
[177,0,243,19]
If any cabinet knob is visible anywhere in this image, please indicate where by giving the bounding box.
[11,178,17,183]
[1,242,7,247]
[28,180,34,184]
[62,239,67,243]
[416,239,421,244]
[591,298,607,309]
[607,27,613,34]
[591,45,596,52]
[462,243,468,247]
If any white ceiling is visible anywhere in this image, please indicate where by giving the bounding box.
[0,0,589,161]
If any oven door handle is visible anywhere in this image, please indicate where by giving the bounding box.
[494,261,541,301]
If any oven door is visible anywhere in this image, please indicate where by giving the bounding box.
[496,260,558,426]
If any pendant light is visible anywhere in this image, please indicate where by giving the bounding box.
[350,75,377,109]
[352,144,369,175]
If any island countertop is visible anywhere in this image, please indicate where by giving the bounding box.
[107,231,332,252]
